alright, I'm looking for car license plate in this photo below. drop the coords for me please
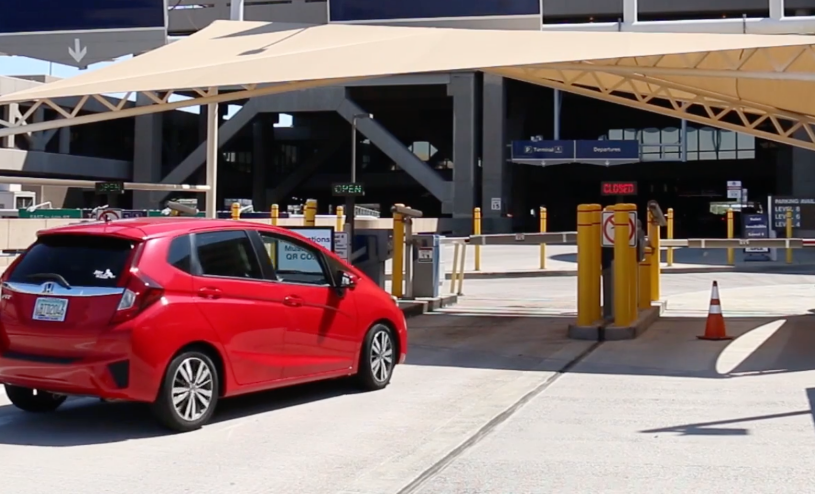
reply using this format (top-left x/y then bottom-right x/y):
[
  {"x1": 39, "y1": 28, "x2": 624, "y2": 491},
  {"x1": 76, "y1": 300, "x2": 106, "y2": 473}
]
[{"x1": 32, "y1": 297, "x2": 69, "y2": 322}]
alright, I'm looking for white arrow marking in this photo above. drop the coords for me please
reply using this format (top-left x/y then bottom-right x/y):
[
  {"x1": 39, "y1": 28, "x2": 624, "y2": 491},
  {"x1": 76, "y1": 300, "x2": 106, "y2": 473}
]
[{"x1": 68, "y1": 38, "x2": 87, "y2": 63}]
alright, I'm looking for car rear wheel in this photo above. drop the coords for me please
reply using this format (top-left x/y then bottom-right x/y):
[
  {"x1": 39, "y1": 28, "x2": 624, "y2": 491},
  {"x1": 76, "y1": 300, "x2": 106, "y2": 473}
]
[
  {"x1": 355, "y1": 323, "x2": 396, "y2": 391},
  {"x1": 151, "y1": 351, "x2": 219, "y2": 433},
  {"x1": 4, "y1": 384, "x2": 67, "y2": 413}
]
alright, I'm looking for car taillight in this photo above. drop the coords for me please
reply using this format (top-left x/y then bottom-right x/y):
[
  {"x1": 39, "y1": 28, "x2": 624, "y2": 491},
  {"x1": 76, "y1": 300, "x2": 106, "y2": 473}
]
[{"x1": 110, "y1": 270, "x2": 164, "y2": 324}]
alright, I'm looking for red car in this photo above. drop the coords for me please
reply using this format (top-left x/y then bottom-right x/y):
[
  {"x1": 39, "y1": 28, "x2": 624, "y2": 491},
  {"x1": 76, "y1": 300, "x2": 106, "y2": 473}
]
[{"x1": 0, "y1": 218, "x2": 407, "y2": 432}]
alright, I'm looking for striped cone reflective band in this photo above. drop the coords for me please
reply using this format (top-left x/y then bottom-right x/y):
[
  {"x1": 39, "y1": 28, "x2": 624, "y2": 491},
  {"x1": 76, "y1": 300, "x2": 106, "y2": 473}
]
[{"x1": 699, "y1": 280, "x2": 732, "y2": 341}]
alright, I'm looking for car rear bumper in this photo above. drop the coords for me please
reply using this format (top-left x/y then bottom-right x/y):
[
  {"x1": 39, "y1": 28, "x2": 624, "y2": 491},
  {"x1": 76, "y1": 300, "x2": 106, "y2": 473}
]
[{"x1": 0, "y1": 352, "x2": 155, "y2": 402}]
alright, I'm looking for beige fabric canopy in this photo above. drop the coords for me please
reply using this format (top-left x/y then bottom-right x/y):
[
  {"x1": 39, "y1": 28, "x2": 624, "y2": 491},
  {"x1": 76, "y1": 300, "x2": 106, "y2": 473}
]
[
  {"x1": 2, "y1": 20, "x2": 815, "y2": 149},
  {"x1": 0, "y1": 21, "x2": 812, "y2": 109}
]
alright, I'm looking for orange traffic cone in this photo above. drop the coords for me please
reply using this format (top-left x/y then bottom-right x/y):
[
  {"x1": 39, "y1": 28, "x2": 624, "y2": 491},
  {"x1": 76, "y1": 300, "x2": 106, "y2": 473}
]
[{"x1": 698, "y1": 281, "x2": 732, "y2": 341}]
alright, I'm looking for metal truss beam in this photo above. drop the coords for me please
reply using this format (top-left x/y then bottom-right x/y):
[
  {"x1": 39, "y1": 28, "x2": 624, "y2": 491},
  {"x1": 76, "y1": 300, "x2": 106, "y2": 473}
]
[
  {"x1": 487, "y1": 65, "x2": 815, "y2": 151},
  {"x1": 0, "y1": 79, "x2": 364, "y2": 139}
]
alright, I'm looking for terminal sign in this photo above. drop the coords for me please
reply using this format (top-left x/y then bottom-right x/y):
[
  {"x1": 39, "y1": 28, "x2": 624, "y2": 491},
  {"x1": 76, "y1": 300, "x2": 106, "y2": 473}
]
[{"x1": 601, "y1": 181, "x2": 637, "y2": 196}]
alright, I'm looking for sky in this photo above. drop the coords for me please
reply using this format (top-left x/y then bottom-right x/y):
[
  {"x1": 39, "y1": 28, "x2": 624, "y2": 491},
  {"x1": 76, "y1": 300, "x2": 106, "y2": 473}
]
[{"x1": 0, "y1": 55, "x2": 294, "y2": 126}]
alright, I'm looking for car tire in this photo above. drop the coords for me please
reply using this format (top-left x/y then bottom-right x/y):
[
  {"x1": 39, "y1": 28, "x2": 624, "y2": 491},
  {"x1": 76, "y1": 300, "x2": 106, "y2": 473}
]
[
  {"x1": 355, "y1": 323, "x2": 396, "y2": 391},
  {"x1": 4, "y1": 384, "x2": 67, "y2": 413},
  {"x1": 151, "y1": 350, "x2": 219, "y2": 433}
]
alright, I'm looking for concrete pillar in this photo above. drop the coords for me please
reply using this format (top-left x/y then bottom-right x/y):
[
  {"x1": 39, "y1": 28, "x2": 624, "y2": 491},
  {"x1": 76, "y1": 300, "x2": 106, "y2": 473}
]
[
  {"x1": 1, "y1": 103, "x2": 18, "y2": 148},
  {"x1": 58, "y1": 127, "x2": 70, "y2": 154},
  {"x1": 252, "y1": 113, "x2": 273, "y2": 211},
  {"x1": 132, "y1": 93, "x2": 164, "y2": 210},
  {"x1": 481, "y1": 73, "x2": 512, "y2": 233},
  {"x1": 447, "y1": 73, "x2": 478, "y2": 234}
]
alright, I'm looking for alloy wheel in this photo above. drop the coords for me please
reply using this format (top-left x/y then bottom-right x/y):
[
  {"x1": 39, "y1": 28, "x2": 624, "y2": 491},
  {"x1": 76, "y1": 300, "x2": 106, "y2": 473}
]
[
  {"x1": 171, "y1": 357, "x2": 214, "y2": 422},
  {"x1": 369, "y1": 329, "x2": 394, "y2": 383}
]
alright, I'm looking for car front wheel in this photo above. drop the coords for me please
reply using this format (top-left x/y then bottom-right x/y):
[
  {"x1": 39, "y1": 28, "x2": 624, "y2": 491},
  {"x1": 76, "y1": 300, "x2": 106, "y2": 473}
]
[
  {"x1": 151, "y1": 351, "x2": 219, "y2": 433},
  {"x1": 355, "y1": 323, "x2": 396, "y2": 391},
  {"x1": 4, "y1": 384, "x2": 67, "y2": 413}
]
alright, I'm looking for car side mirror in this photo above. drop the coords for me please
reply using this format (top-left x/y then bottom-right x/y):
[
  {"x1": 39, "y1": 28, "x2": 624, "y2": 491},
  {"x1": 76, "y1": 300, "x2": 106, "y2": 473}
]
[{"x1": 337, "y1": 271, "x2": 357, "y2": 294}]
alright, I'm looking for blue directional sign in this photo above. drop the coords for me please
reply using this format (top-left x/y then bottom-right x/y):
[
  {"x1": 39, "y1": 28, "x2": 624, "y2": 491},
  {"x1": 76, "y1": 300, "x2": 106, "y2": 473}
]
[
  {"x1": 0, "y1": 0, "x2": 167, "y2": 67},
  {"x1": 511, "y1": 140, "x2": 573, "y2": 161},
  {"x1": 510, "y1": 140, "x2": 640, "y2": 166},
  {"x1": 0, "y1": 0, "x2": 166, "y2": 34},
  {"x1": 575, "y1": 140, "x2": 640, "y2": 161},
  {"x1": 329, "y1": 0, "x2": 539, "y2": 22}
]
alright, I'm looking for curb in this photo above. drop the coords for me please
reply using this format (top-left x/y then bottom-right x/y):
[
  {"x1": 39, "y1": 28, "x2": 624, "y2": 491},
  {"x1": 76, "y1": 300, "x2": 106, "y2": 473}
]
[{"x1": 399, "y1": 294, "x2": 459, "y2": 318}]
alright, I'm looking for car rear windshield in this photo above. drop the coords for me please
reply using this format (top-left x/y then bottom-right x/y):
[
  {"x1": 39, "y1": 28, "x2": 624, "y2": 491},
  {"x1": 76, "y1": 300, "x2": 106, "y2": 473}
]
[{"x1": 8, "y1": 234, "x2": 136, "y2": 288}]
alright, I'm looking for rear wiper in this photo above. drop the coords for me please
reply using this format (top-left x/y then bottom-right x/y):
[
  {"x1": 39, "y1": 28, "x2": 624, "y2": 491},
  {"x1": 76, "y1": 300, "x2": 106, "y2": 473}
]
[{"x1": 26, "y1": 273, "x2": 72, "y2": 290}]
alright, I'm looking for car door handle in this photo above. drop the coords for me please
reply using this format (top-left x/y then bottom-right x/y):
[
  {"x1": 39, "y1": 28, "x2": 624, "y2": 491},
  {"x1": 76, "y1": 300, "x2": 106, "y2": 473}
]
[
  {"x1": 283, "y1": 295, "x2": 302, "y2": 307},
  {"x1": 198, "y1": 287, "x2": 222, "y2": 299}
]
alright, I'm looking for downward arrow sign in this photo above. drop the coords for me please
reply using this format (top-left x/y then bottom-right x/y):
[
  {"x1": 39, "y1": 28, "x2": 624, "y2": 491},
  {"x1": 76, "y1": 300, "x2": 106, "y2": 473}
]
[{"x1": 68, "y1": 38, "x2": 87, "y2": 63}]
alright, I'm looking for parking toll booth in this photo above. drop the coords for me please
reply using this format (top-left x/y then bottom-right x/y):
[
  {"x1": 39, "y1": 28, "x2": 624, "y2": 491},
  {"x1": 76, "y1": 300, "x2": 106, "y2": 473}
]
[
  {"x1": 390, "y1": 204, "x2": 423, "y2": 299},
  {"x1": 410, "y1": 234, "x2": 442, "y2": 299}
]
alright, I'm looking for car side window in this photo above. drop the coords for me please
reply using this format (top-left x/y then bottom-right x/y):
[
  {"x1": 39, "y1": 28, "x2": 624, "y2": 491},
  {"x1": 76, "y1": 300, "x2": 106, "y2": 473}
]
[
  {"x1": 194, "y1": 230, "x2": 262, "y2": 280},
  {"x1": 167, "y1": 234, "x2": 192, "y2": 273},
  {"x1": 258, "y1": 232, "x2": 329, "y2": 286}
]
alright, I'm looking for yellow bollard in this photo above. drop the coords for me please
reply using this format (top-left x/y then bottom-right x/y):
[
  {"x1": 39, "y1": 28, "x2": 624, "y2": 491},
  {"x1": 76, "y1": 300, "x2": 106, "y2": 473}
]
[
  {"x1": 231, "y1": 202, "x2": 241, "y2": 220},
  {"x1": 449, "y1": 243, "x2": 460, "y2": 294},
  {"x1": 473, "y1": 207, "x2": 482, "y2": 272},
  {"x1": 786, "y1": 209, "x2": 793, "y2": 264},
  {"x1": 271, "y1": 204, "x2": 279, "y2": 226},
  {"x1": 666, "y1": 208, "x2": 674, "y2": 266},
  {"x1": 539, "y1": 207, "x2": 547, "y2": 269},
  {"x1": 590, "y1": 206, "x2": 603, "y2": 322},
  {"x1": 336, "y1": 205, "x2": 345, "y2": 232},
  {"x1": 639, "y1": 246, "x2": 652, "y2": 310},
  {"x1": 392, "y1": 204, "x2": 405, "y2": 299},
  {"x1": 648, "y1": 209, "x2": 661, "y2": 302},
  {"x1": 576, "y1": 204, "x2": 601, "y2": 327},
  {"x1": 726, "y1": 208, "x2": 734, "y2": 266},
  {"x1": 304, "y1": 199, "x2": 317, "y2": 227},
  {"x1": 613, "y1": 204, "x2": 637, "y2": 327},
  {"x1": 456, "y1": 243, "x2": 467, "y2": 295}
]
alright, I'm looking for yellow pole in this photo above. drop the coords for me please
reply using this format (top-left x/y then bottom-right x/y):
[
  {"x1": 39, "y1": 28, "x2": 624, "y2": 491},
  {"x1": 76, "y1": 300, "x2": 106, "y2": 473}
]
[
  {"x1": 590, "y1": 206, "x2": 603, "y2": 322},
  {"x1": 271, "y1": 204, "x2": 279, "y2": 226},
  {"x1": 539, "y1": 207, "x2": 547, "y2": 269},
  {"x1": 336, "y1": 205, "x2": 345, "y2": 232},
  {"x1": 648, "y1": 209, "x2": 661, "y2": 302},
  {"x1": 304, "y1": 199, "x2": 317, "y2": 226},
  {"x1": 392, "y1": 204, "x2": 405, "y2": 298},
  {"x1": 449, "y1": 243, "x2": 460, "y2": 294},
  {"x1": 639, "y1": 246, "x2": 652, "y2": 310},
  {"x1": 457, "y1": 244, "x2": 467, "y2": 295},
  {"x1": 613, "y1": 204, "x2": 635, "y2": 327},
  {"x1": 726, "y1": 208, "x2": 734, "y2": 265},
  {"x1": 666, "y1": 208, "x2": 674, "y2": 266},
  {"x1": 786, "y1": 209, "x2": 793, "y2": 264},
  {"x1": 231, "y1": 202, "x2": 241, "y2": 220},
  {"x1": 576, "y1": 204, "x2": 594, "y2": 327},
  {"x1": 473, "y1": 207, "x2": 482, "y2": 272}
]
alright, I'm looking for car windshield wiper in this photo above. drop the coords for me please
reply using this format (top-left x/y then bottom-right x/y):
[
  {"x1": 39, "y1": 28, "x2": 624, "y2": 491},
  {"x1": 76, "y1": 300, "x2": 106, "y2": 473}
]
[{"x1": 26, "y1": 273, "x2": 72, "y2": 290}]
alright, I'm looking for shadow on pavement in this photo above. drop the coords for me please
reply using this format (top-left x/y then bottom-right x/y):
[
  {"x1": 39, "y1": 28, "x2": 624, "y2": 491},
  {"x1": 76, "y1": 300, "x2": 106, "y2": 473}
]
[
  {"x1": 406, "y1": 312, "x2": 815, "y2": 379},
  {"x1": 638, "y1": 388, "x2": 815, "y2": 436},
  {"x1": 0, "y1": 379, "x2": 360, "y2": 447}
]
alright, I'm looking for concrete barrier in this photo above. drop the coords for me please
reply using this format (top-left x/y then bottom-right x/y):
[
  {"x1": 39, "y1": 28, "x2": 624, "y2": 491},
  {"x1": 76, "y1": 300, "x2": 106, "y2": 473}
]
[{"x1": 0, "y1": 216, "x2": 443, "y2": 250}]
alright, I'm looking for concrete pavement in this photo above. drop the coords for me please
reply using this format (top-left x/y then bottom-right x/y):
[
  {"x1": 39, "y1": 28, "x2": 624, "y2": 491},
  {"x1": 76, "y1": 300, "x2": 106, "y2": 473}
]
[
  {"x1": 2, "y1": 272, "x2": 815, "y2": 493},
  {"x1": 383, "y1": 244, "x2": 815, "y2": 279}
]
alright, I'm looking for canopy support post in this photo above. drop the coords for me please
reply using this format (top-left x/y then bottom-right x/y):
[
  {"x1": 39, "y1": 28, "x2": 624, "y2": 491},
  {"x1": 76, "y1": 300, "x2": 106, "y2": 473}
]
[{"x1": 205, "y1": 90, "x2": 219, "y2": 218}]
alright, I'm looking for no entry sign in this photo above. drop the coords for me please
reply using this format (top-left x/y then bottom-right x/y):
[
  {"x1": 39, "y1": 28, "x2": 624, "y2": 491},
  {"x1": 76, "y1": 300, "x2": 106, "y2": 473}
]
[{"x1": 602, "y1": 210, "x2": 637, "y2": 247}]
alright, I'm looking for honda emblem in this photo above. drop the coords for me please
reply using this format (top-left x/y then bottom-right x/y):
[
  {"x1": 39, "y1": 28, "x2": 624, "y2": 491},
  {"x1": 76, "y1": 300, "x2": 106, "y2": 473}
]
[{"x1": 41, "y1": 282, "x2": 55, "y2": 294}]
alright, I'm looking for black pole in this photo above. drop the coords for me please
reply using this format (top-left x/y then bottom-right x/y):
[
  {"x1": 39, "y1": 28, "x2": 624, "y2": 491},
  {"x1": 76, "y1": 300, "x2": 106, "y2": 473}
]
[{"x1": 346, "y1": 196, "x2": 356, "y2": 248}]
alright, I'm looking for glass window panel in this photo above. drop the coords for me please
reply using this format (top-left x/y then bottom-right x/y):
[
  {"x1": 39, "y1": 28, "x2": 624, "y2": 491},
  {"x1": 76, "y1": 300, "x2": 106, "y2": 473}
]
[
  {"x1": 663, "y1": 145, "x2": 681, "y2": 160},
  {"x1": 738, "y1": 149, "x2": 756, "y2": 159},
  {"x1": 642, "y1": 128, "x2": 661, "y2": 144},
  {"x1": 608, "y1": 129, "x2": 623, "y2": 140},
  {"x1": 737, "y1": 133, "x2": 755, "y2": 150},
  {"x1": 719, "y1": 150, "x2": 737, "y2": 160},
  {"x1": 623, "y1": 129, "x2": 638, "y2": 140},
  {"x1": 698, "y1": 127, "x2": 717, "y2": 152},
  {"x1": 719, "y1": 130, "x2": 737, "y2": 151},
  {"x1": 662, "y1": 127, "x2": 680, "y2": 144},
  {"x1": 686, "y1": 128, "x2": 699, "y2": 152}
]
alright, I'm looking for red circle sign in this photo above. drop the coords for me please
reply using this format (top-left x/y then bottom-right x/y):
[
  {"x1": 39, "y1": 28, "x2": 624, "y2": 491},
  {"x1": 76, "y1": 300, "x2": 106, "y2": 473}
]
[
  {"x1": 98, "y1": 210, "x2": 121, "y2": 222},
  {"x1": 602, "y1": 213, "x2": 635, "y2": 244}
]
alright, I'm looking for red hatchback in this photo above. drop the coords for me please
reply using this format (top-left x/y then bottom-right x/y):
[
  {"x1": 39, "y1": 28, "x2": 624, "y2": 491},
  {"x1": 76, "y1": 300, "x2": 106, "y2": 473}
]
[{"x1": 0, "y1": 219, "x2": 407, "y2": 432}]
